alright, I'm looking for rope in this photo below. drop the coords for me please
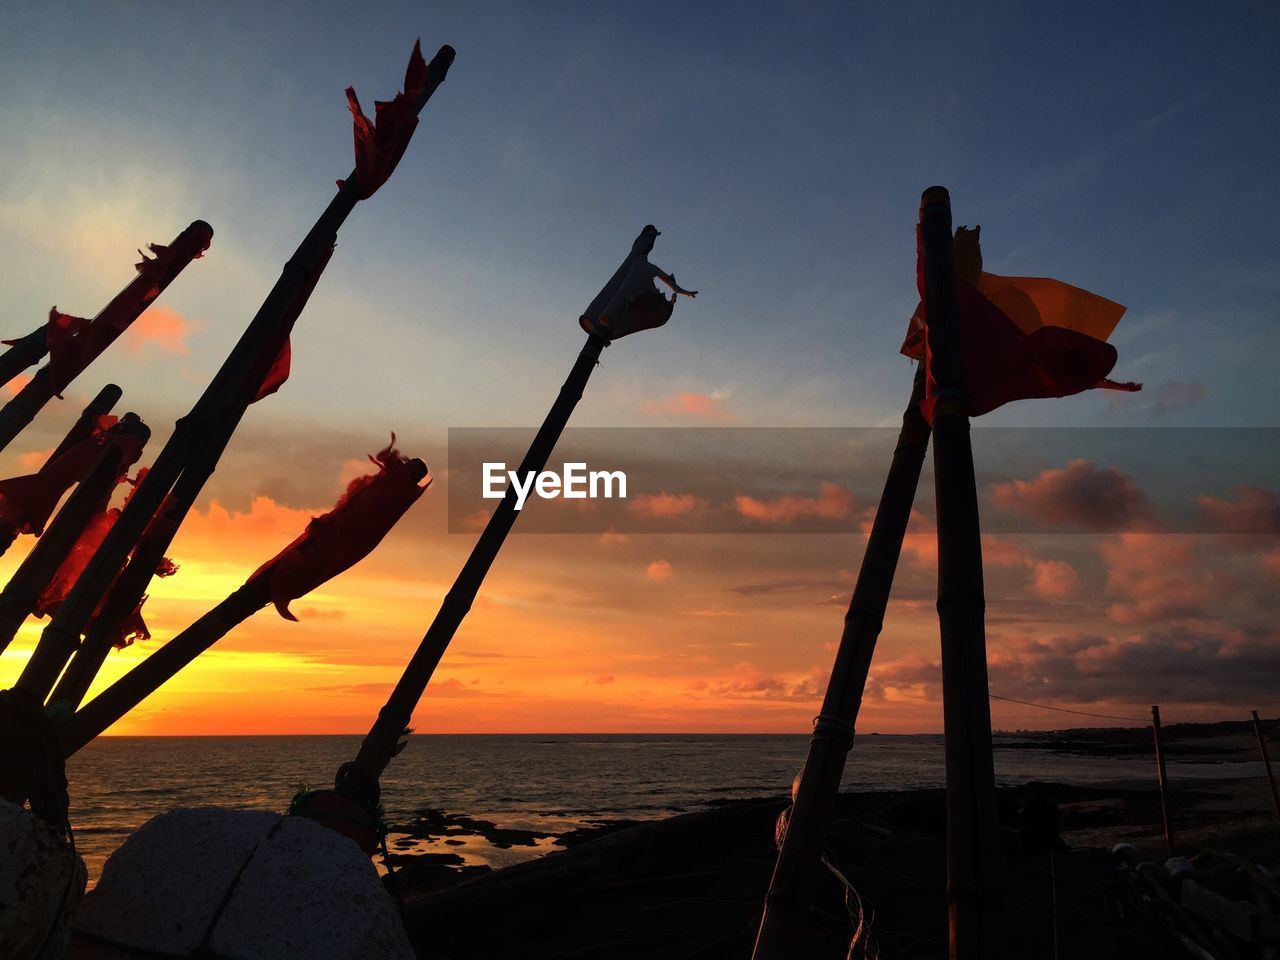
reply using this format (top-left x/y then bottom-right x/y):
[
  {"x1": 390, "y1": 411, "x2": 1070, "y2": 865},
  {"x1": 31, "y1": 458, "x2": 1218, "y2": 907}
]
[{"x1": 988, "y1": 693, "x2": 1148, "y2": 724}]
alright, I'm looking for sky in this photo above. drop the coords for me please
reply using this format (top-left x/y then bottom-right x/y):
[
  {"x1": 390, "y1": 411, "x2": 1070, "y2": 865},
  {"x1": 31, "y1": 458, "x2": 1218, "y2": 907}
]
[{"x1": 0, "y1": 1, "x2": 1277, "y2": 735}]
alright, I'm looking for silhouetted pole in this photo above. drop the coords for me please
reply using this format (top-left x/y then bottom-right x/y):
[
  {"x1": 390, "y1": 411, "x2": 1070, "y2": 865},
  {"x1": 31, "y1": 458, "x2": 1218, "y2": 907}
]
[
  {"x1": 30, "y1": 44, "x2": 455, "y2": 712},
  {"x1": 60, "y1": 455, "x2": 428, "y2": 753},
  {"x1": 920, "y1": 186, "x2": 1000, "y2": 960},
  {"x1": 1151, "y1": 704, "x2": 1175, "y2": 857},
  {"x1": 0, "y1": 221, "x2": 213, "y2": 453},
  {"x1": 0, "y1": 385, "x2": 122, "y2": 558},
  {"x1": 46, "y1": 385, "x2": 124, "y2": 463},
  {"x1": 344, "y1": 225, "x2": 689, "y2": 789},
  {"x1": 752, "y1": 367, "x2": 929, "y2": 960},
  {"x1": 58, "y1": 580, "x2": 271, "y2": 753},
  {"x1": 10, "y1": 418, "x2": 151, "y2": 695},
  {"x1": 0, "y1": 414, "x2": 146, "y2": 654},
  {"x1": 353, "y1": 332, "x2": 606, "y2": 780},
  {"x1": 0, "y1": 326, "x2": 48, "y2": 388},
  {"x1": 1250, "y1": 710, "x2": 1280, "y2": 825}
]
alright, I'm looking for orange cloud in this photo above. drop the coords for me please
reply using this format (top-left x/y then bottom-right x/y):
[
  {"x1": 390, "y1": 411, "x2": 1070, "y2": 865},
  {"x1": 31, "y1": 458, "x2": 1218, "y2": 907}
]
[
  {"x1": 643, "y1": 390, "x2": 732, "y2": 422},
  {"x1": 4, "y1": 373, "x2": 32, "y2": 397},
  {"x1": 17, "y1": 448, "x2": 53, "y2": 470},
  {"x1": 735, "y1": 482, "x2": 853, "y2": 524},
  {"x1": 629, "y1": 492, "x2": 700, "y2": 518},
  {"x1": 1100, "y1": 532, "x2": 1205, "y2": 624},
  {"x1": 991, "y1": 459, "x2": 1152, "y2": 531},
  {"x1": 1198, "y1": 486, "x2": 1280, "y2": 534},
  {"x1": 1027, "y1": 559, "x2": 1082, "y2": 600},
  {"x1": 646, "y1": 559, "x2": 673, "y2": 581},
  {"x1": 123, "y1": 305, "x2": 195, "y2": 356}
]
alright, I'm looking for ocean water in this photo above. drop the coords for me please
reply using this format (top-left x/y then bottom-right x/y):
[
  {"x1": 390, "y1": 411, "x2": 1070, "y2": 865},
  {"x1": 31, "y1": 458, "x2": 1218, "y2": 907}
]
[{"x1": 65, "y1": 733, "x2": 1265, "y2": 885}]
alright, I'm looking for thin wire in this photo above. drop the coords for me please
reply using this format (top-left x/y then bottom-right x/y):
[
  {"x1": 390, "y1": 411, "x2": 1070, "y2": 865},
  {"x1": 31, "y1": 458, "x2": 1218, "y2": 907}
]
[{"x1": 988, "y1": 693, "x2": 1147, "y2": 724}]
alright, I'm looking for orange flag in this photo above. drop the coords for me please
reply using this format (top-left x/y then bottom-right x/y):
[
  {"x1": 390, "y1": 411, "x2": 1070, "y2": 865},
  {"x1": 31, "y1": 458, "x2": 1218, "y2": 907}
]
[
  {"x1": 903, "y1": 227, "x2": 1141, "y2": 419},
  {"x1": 246, "y1": 436, "x2": 429, "y2": 620}
]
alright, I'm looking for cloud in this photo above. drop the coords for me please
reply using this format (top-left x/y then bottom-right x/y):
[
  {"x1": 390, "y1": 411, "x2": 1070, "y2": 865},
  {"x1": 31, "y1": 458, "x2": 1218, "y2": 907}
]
[
  {"x1": 687, "y1": 662, "x2": 828, "y2": 702},
  {"x1": 991, "y1": 459, "x2": 1153, "y2": 531},
  {"x1": 123, "y1": 305, "x2": 196, "y2": 356},
  {"x1": 585, "y1": 674, "x2": 615, "y2": 685},
  {"x1": 727, "y1": 576, "x2": 849, "y2": 598},
  {"x1": 17, "y1": 448, "x2": 53, "y2": 471},
  {"x1": 646, "y1": 559, "x2": 673, "y2": 581},
  {"x1": 643, "y1": 390, "x2": 733, "y2": 422},
  {"x1": 1149, "y1": 381, "x2": 1207, "y2": 418},
  {"x1": 4, "y1": 373, "x2": 32, "y2": 397},
  {"x1": 869, "y1": 623, "x2": 1280, "y2": 708},
  {"x1": 735, "y1": 482, "x2": 854, "y2": 524},
  {"x1": 1099, "y1": 533, "x2": 1205, "y2": 624},
  {"x1": 629, "y1": 492, "x2": 701, "y2": 518},
  {"x1": 1198, "y1": 486, "x2": 1280, "y2": 535},
  {"x1": 1027, "y1": 559, "x2": 1083, "y2": 600}
]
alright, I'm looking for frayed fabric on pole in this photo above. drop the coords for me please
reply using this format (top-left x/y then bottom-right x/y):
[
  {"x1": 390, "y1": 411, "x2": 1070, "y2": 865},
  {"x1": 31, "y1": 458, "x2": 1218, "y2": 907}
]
[
  {"x1": 901, "y1": 226, "x2": 1140, "y2": 419},
  {"x1": 578, "y1": 225, "x2": 697, "y2": 341},
  {"x1": 340, "y1": 40, "x2": 433, "y2": 200},
  {"x1": 0, "y1": 418, "x2": 125, "y2": 537},
  {"x1": 247, "y1": 436, "x2": 429, "y2": 620}
]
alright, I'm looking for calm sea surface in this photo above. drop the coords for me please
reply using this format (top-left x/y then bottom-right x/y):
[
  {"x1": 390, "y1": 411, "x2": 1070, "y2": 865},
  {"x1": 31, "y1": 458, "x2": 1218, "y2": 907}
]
[{"x1": 66, "y1": 733, "x2": 1265, "y2": 885}]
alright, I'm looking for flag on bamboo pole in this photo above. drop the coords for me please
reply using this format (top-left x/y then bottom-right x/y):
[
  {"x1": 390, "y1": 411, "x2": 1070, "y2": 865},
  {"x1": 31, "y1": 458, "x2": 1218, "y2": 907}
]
[
  {"x1": 901, "y1": 226, "x2": 1141, "y2": 419},
  {"x1": 35, "y1": 469, "x2": 178, "y2": 648},
  {"x1": 339, "y1": 40, "x2": 431, "y2": 200},
  {"x1": 1, "y1": 308, "x2": 90, "y2": 389},
  {"x1": 0, "y1": 418, "x2": 126, "y2": 536},
  {"x1": 578, "y1": 226, "x2": 698, "y2": 341},
  {"x1": 250, "y1": 245, "x2": 334, "y2": 403},
  {"x1": 246, "y1": 436, "x2": 428, "y2": 620}
]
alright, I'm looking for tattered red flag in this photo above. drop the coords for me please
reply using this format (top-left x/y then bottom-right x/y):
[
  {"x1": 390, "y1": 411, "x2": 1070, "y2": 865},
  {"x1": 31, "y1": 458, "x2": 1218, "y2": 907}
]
[
  {"x1": 249, "y1": 245, "x2": 334, "y2": 404},
  {"x1": 0, "y1": 418, "x2": 126, "y2": 536},
  {"x1": 903, "y1": 227, "x2": 1141, "y2": 420},
  {"x1": 36, "y1": 467, "x2": 179, "y2": 649},
  {"x1": 338, "y1": 40, "x2": 429, "y2": 201},
  {"x1": 247, "y1": 435, "x2": 429, "y2": 620}
]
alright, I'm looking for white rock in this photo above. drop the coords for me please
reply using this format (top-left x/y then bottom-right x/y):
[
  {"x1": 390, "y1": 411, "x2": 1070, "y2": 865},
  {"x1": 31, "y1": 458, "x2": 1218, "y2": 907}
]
[
  {"x1": 76, "y1": 807, "x2": 413, "y2": 960},
  {"x1": 0, "y1": 798, "x2": 87, "y2": 960}
]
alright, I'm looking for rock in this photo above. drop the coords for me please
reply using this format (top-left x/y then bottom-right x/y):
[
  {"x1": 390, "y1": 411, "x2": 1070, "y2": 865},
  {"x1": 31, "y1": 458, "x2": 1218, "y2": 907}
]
[
  {"x1": 76, "y1": 807, "x2": 413, "y2": 960},
  {"x1": 0, "y1": 799, "x2": 87, "y2": 960}
]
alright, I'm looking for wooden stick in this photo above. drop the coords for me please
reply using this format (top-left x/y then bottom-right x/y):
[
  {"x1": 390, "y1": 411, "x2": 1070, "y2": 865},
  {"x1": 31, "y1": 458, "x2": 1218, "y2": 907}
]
[
  {"x1": 1151, "y1": 704, "x2": 1175, "y2": 857},
  {"x1": 0, "y1": 384, "x2": 122, "y2": 558},
  {"x1": 1251, "y1": 710, "x2": 1280, "y2": 825},
  {"x1": 0, "y1": 410, "x2": 140, "y2": 654},
  {"x1": 919, "y1": 186, "x2": 1000, "y2": 960},
  {"x1": 752, "y1": 367, "x2": 929, "y2": 960},
  {"x1": 351, "y1": 331, "x2": 607, "y2": 780},
  {"x1": 57, "y1": 580, "x2": 272, "y2": 754},
  {"x1": 0, "y1": 326, "x2": 49, "y2": 389},
  {"x1": 31, "y1": 45, "x2": 455, "y2": 705},
  {"x1": 0, "y1": 222, "x2": 212, "y2": 453},
  {"x1": 10, "y1": 416, "x2": 151, "y2": 693}
]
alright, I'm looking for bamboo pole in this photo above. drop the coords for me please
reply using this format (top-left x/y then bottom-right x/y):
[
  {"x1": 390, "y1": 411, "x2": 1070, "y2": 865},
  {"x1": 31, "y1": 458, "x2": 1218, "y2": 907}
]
[
  {"x1": 59, "y1": 453, "x2": 428, "y2": 752},
  {"x1": 0, "y1": 385, "x2": 122, "y2": 558},
  {"x1": 0, "y1": 412, "x2": 144, "y2": 654},
  {"x1": 0, "y1": 221, "x2": 213, "y2": 453},
  {"x1": 57, "y1": 580, "x2": 271, "y2": 754},
  {"x1": 28, "y1": 44, "x2": 455, "y2": 709},
  {"x1": 919, "y1": 186, "x2": 1000, "y2": 960},
  {"x1": 46, "y1": 385, "x2": 125, "y2": 464},
  {"x1": 1250, "y1": 710, "x2": 1280, "y2": 825},
  {"x1": 752, "y1": 367, "x2": 930, "y2": 959},
  {"x1": 1151, "y1": 704, "x2": 1175, "y2": 857},
  {"x1": 0, "y1": 326, "x2": 49, "y2": 388},
  {"x1": 351, "y1": 331, "x2": 607, "y2": 780}
]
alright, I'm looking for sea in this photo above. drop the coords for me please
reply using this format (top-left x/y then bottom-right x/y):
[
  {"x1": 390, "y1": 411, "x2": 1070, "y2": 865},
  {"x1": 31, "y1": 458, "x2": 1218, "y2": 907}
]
[{"x1": 65, "y1": 733, "x2": 1267, "y2": 886}]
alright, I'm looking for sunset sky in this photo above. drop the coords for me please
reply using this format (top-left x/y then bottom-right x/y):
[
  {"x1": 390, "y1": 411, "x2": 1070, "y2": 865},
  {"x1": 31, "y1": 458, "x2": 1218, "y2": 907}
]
[{"x1": 0, "y1": 2, "x2": 1277, "y2": 735}]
